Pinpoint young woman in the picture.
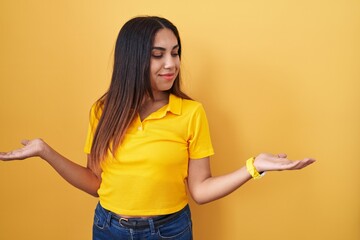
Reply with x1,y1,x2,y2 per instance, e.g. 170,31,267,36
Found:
0,16,315,240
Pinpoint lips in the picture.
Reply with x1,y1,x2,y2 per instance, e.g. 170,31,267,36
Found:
159,73,175,80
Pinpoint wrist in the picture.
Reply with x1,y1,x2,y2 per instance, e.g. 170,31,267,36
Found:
253,158,263,173
246,157,265,180
37,139,51,160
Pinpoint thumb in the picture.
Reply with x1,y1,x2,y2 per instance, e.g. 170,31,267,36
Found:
277,153,287,158
21,139,30,146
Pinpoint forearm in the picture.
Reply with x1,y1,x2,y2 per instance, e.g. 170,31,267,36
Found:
188,153,315,205
41,143,100,197
190,166,252,204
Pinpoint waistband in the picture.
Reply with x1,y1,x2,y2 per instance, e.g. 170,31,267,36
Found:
107,205,189,230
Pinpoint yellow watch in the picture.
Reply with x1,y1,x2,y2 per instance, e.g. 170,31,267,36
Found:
246,157,265,179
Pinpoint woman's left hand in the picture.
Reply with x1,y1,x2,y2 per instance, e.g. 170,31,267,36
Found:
253,153,315,173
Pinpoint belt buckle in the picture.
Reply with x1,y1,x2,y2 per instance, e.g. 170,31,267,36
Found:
119,217,129,227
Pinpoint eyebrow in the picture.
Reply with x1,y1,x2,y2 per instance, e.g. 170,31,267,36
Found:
151,45,179,51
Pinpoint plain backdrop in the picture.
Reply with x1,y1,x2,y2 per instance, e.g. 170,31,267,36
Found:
0,0,359,239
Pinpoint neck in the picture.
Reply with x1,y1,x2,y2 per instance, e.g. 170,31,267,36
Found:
145,91,169,103
138,92,170,121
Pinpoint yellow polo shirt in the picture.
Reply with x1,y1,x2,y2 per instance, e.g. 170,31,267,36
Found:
84,94,214,215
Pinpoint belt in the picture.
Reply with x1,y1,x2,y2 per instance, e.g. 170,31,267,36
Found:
113,205,188,230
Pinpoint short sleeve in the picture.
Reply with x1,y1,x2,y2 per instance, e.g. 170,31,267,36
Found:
84,102,101,154
188,104,215,159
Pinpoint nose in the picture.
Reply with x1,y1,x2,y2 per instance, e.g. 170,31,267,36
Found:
164,54,176,69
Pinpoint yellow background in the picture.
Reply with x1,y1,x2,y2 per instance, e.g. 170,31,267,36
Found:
0,0,359,239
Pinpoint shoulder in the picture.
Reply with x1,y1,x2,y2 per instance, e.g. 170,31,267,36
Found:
182,98,203,110
89,99,104,121
169,94,204,116
170,94,202,109
179,98,208,119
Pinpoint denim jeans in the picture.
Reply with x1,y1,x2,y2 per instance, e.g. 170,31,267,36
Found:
92,203,193,240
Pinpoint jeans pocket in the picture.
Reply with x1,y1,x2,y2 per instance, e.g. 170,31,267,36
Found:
158,224,192,239
93,205,107,230
157,213,192,240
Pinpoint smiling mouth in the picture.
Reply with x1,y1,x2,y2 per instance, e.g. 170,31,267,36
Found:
159,73,176,80
159,73,175,77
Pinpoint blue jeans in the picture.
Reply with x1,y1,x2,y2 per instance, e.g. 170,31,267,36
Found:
92,203,193,240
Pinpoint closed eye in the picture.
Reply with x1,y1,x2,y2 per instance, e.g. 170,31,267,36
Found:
152,54,163,58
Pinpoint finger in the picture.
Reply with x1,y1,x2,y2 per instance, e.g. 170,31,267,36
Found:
21,139,30,146
298,158,316,169
0,151,17,160
288,158,316,170
0,147,27,160
281,160,302,170
277,153,287,158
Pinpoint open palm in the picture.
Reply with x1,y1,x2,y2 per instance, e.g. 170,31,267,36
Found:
254,153,316,173
0,139,45,161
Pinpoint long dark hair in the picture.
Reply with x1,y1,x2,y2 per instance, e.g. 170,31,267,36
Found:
89,16,191,169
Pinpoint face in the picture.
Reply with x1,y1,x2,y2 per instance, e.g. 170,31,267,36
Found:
149,28,180,98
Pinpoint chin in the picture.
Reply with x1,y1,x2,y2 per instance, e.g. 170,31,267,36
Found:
161,83,175,91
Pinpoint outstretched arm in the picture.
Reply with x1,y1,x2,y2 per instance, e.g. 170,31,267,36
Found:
0,139,101,197
187,153,315,204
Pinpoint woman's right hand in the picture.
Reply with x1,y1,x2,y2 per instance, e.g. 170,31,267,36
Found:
0,138,101,196
0,139,46,161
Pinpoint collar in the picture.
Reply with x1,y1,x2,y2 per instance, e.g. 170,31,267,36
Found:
166,94,182,115
146,94,182,120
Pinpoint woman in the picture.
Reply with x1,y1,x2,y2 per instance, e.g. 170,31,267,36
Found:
0,16,315,240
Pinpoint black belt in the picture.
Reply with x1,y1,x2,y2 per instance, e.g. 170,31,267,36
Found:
113,205,188,230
